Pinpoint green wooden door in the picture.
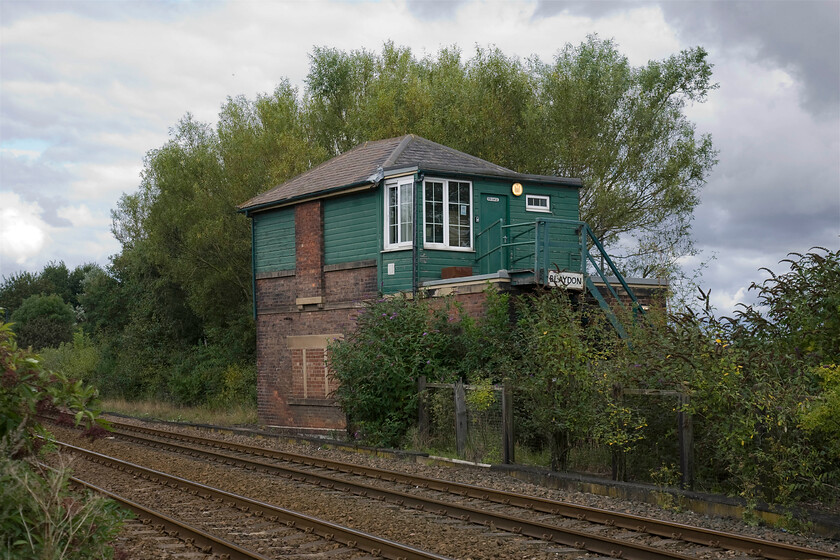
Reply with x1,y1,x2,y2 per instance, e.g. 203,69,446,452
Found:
478,193,508,274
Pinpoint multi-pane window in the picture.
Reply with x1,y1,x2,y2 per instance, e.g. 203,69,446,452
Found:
526,194,550,212
424,181,444,244
423,178,472,250
385,178,413,249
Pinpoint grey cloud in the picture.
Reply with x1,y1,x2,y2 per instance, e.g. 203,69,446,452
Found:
1,152,71,193
532,1,840,117
660,1,840,117
533,0,646,19
405,0,467,20
36,200,74,228
0,0,210,25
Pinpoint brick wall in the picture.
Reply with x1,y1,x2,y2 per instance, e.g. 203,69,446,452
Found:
295,200,324,299
255,259,377,432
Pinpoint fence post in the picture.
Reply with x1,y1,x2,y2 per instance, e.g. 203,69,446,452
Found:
678,386,694,490
417,376,428,440
454,379,468,458
611,383,626,481
501,383,514,464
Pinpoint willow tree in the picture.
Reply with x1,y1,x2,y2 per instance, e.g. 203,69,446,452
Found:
304,38,717,276
535,36,717,275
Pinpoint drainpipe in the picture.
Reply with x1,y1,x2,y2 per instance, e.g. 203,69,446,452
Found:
245,209,257,320
412,173,422,297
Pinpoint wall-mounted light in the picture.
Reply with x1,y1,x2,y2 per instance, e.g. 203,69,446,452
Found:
512,182,523,196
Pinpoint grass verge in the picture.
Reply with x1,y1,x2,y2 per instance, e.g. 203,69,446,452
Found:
101,398,259,427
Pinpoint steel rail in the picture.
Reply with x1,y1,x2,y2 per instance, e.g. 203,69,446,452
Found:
92,427,707,560
67,475,272,560
56,440,452,560
108,420,839,560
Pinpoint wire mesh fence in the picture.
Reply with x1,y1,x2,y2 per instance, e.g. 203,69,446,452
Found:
418,379,507,464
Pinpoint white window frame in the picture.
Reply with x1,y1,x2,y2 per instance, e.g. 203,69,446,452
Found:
526,194,551,213
422,177,473,251
383,177,414,250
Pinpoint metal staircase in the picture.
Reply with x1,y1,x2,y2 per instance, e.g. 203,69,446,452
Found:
476,217,645,338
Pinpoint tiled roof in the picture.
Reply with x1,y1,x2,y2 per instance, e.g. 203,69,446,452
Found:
238,134,580,212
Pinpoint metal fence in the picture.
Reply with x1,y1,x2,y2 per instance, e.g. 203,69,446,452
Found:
417,377,513,465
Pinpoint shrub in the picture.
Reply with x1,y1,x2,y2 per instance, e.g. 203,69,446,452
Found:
328,294,467,447
512,289,618,471
39,331,100,384
10,294,75,350
0,449,126,560
0,318,123,559
0,321,104,455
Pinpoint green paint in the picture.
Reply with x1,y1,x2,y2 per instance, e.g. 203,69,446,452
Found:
253,207,295,273
324,189,379,265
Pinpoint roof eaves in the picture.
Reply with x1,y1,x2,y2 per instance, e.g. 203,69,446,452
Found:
238,179,376,215
413,164,582,187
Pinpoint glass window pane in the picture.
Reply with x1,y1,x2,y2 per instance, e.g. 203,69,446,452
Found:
458,182,469,202
459,227,470,247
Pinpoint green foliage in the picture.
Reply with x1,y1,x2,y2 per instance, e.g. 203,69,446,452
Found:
512,290,619,471
0,450,126,560
735,247,840,365
0,321,105,455
800,364,840,460
10,295,75,351
0,263,100,322
167,343,257,408
0,320,122,559
39,332,100,384
536,37,717,253
611,248,840,506
328,294,468,447
0,271,52,319
329,248,840,508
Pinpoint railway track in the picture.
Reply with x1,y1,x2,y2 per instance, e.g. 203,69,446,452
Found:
67,474,271,560
50,417,839,560
57,440,451,560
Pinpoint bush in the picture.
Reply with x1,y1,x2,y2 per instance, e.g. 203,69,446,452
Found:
328,294,468,447
0,449,126,560
10,294,75,350
0,318,124,559
0,321,104,455
39,332,100,384
327,249,840,508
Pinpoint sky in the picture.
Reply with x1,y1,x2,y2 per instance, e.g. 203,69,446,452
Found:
1,0,838,314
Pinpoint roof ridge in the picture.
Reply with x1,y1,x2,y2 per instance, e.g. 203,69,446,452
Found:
409,136,516,174
383,134,414,168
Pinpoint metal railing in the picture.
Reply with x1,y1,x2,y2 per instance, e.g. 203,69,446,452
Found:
475,217,646,337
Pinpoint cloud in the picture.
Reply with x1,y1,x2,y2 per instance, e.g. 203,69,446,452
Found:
660,0,840,117
688,53,840,253
0,192,51,268
533,1,840,116
0,189,120,279
405,0,467,20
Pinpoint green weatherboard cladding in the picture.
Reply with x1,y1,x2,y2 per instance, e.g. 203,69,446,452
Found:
249,174,580,293
253,207,295,273
324,189,379,265
385,175,580,291
381,250,414,293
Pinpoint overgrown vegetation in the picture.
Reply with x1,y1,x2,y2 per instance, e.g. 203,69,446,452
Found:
1,320,125,559
328,248,840,509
